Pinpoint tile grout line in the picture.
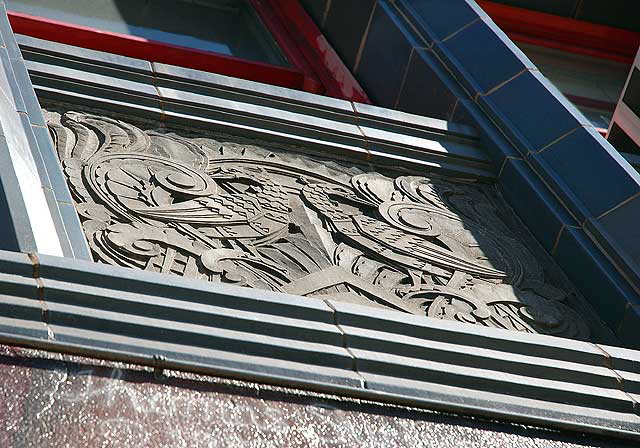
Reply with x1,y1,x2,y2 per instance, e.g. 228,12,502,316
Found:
449,98,460,121
394,47,415,109
149,62,167,123
517,148,585,225
321,0,332,28
595,191,640,220
352,2,378,74
323,300,367,389
581,225,640,297
349,101,373,161
388,1,433,48
497,155,521,178
593,342,640,414
441,17,481,43
551,225,566,256
27,252,55,341
535,125,585,155
475,68,530,101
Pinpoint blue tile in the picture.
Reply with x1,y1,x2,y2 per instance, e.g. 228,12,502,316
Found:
589,195,640,288
434,18,535,96
525,151,586,225
396,49,457,120
536,126,640,218
396,0,488,42
450,100,474,126
324,0,376,69
452,98,520,167
554,227,638,330
478,70,590,154
499,158,578,253
356,1,418,108
618,305,640,350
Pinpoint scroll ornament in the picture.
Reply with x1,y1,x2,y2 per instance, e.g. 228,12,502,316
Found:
48,111,590,339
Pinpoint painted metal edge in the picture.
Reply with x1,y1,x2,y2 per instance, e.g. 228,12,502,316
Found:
18,34,495,180
0,248,639,439
0,4,89,259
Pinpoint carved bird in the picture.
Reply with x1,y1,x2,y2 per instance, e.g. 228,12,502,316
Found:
89,154,290,244
301,181,506,280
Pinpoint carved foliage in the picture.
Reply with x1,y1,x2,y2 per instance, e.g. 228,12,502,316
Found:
48,111,589,339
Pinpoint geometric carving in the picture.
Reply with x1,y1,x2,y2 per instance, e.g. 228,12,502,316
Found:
48,111,589,339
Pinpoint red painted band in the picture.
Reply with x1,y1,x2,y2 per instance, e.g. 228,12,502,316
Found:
260,0,371,103
7,11,306,89
8,3,370,103
478,1,640,65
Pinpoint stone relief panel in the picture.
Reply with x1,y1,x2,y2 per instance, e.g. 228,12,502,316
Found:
47,110,591,339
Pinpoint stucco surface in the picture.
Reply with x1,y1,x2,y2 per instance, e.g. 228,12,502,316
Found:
0,345,634,448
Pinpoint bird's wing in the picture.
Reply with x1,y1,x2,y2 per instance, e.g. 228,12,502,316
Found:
353,215,506,279
135,195,257,224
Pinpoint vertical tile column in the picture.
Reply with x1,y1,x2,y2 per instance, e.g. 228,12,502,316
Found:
0,2,89,259
306,0,640,347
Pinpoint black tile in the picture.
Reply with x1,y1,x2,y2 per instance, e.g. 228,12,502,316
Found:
618,306,640,350
593,195,640,283
396,0,488,42
487,0,578,17
356,2,417,108
453,98,522,167
435,18,535,96
299,0,328,27
498,158,578,252
554,227,632,330
396,49,457,120
324,0,376,70
576,0,640,32
622,68,640,120
608,123,640,156
478,70,589,154
536,126,640,218
450,99,474,126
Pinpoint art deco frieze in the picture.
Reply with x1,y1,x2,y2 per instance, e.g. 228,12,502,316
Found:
47,111,590,339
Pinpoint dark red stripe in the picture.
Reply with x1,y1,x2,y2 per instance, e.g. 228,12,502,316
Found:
7,11,305,89
478,1,640,65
